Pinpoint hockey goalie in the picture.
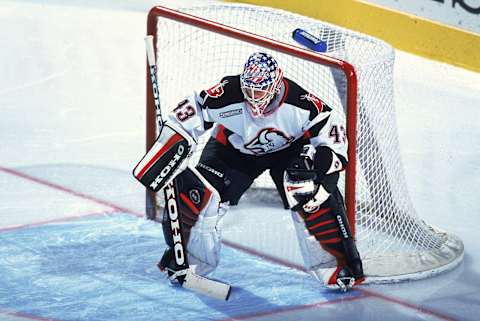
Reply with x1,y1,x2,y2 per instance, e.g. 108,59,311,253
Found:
133,52,364,295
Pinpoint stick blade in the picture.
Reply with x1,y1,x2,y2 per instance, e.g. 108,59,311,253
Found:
183,269,231,300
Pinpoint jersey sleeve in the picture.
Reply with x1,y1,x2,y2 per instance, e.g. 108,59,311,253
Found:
303,101,348,167
166,92,214,144
282,78,348,167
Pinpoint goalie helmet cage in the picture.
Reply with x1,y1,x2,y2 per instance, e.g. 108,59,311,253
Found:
145,4,463,283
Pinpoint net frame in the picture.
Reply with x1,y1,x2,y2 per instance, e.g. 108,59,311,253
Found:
145,4,463,282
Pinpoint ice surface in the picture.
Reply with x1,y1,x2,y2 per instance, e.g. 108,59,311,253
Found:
0,213,360,321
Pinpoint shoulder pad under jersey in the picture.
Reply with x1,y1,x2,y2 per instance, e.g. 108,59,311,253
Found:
283,78,332,121
199,75,245,110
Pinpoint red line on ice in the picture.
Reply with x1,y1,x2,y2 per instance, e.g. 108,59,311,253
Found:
0,309,65,321
0,209,117,233
0,166,143,217
217,294,368,321
358,289,460,321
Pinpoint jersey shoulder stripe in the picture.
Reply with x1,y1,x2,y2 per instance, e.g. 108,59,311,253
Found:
305,116,330,137
283,78,332,121
199,75,244,110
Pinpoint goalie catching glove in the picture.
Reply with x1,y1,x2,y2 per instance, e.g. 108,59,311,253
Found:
133,122,195,192
284,144,345,211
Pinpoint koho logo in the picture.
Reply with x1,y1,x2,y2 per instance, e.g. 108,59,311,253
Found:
149,144,185,190
336,215,349,239
164,181,185,266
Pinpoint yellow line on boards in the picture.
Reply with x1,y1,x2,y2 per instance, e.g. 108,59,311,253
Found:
224,0,480,73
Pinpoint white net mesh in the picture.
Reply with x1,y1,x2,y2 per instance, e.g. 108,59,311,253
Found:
149,4,463,281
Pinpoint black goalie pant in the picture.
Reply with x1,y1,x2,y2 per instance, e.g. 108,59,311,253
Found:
195,137,306,207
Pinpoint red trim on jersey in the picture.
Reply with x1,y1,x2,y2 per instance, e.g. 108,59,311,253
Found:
135,133,183,179
180,193,200,215
313,96,324,113
304,93,324,114
215,125,228,146
305,207,331,221
206,81,225,98
302,131,312,139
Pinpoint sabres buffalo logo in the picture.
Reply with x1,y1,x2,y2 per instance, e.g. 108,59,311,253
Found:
244,128,294,155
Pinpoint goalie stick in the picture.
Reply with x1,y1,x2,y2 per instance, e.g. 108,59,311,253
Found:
145,35,231,301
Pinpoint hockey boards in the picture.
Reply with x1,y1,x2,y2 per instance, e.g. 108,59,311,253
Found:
162,180,231,300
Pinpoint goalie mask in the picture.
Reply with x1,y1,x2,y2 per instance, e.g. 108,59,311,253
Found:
240,52,284,117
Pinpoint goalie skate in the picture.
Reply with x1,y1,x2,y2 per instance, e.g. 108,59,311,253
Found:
313,265,365,292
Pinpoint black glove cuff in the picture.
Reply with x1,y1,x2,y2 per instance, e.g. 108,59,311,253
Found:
313,146,332,172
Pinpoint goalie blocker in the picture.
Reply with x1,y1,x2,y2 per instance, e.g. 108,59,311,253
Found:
133,122,194,192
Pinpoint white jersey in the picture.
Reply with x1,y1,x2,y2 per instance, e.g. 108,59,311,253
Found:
167,75,348,163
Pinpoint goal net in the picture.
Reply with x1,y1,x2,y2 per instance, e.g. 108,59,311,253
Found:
145,4,463,283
